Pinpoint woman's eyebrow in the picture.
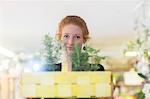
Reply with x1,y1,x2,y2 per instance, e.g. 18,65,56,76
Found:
74,34,82,36
62,33,82,35
63,33,69,35
75,34,81,35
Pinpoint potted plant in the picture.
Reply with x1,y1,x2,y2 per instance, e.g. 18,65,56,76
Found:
71,44,105,71
41,33,62,71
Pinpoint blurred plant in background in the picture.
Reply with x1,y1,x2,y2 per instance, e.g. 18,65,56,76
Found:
124,19,150,99
124,0,150,98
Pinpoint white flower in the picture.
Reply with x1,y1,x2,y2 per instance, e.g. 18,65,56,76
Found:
136,58,150,76
142,83,150,99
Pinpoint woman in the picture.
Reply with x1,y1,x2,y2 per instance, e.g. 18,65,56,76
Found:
56,15,90,71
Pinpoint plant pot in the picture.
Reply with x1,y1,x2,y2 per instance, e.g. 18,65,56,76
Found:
41,63,61,71
72,64,105,71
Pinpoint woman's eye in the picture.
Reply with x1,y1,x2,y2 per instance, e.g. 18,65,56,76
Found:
64,35,69,39
75,35,81,39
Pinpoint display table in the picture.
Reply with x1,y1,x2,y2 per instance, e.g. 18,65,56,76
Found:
21,71,112,98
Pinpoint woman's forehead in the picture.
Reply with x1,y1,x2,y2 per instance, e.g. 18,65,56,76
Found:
62,24,82,35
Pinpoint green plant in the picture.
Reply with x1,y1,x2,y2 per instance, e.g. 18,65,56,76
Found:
71,44,105,71
71,44,89,71
85,45,106,64
42,33,62,71
135,90,145,99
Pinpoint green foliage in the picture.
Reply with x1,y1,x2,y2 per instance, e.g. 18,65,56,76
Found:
125,39,144,52
135,90,145,99
71,44,89,71
85,45,106,64
144,49,149,58
125,23,150,53
126,40,138,51
71,44,105,71
42,33,62,70
43,34,54,64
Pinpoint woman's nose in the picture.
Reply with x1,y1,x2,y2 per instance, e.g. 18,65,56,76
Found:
67,38,74,45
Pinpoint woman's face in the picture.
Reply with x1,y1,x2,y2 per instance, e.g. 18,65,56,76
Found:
61,24,84,55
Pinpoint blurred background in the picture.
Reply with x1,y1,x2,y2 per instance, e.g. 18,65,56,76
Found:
0,0,150,99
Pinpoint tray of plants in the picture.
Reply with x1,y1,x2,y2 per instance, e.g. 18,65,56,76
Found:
21,34,112,98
